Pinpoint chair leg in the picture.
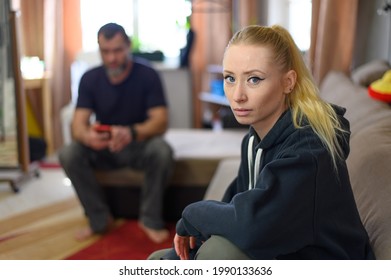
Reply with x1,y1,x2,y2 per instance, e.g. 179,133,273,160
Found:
10,180,19,193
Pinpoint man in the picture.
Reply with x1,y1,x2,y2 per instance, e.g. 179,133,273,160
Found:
59,23,173,243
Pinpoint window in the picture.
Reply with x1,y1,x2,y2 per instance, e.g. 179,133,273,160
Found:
288,0,312,51
266,0,312,51
80,0,134,52
80,0,191,58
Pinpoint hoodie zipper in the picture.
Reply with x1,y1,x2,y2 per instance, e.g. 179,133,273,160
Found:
247,135,263,190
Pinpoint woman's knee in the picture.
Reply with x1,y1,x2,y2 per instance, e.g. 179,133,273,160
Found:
195,235,251,260
147,248,174,260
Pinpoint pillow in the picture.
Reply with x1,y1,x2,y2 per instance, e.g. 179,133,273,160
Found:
351,60,390,87
368,70,391,103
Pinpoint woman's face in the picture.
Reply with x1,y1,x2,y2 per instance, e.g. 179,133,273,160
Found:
223,44,294,138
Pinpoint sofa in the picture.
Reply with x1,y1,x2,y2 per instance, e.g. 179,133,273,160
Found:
205,60,391,259
319,64,391,260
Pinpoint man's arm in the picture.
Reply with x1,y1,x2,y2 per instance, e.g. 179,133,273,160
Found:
107,106,168,153
71,108,92,144
71,108,110,150
132,106,169,141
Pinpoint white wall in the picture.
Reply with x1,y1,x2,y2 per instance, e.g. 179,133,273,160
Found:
157,67,192,129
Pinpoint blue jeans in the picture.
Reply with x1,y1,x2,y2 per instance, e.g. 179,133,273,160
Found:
58,137,174,233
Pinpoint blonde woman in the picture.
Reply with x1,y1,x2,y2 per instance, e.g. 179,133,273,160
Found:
149,25,374,260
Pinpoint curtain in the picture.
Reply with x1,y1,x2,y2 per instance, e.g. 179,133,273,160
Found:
190,0,232,128
237,0,258,28
51,0,82,149
309,0,359,85
19,0,82,151
44,0,65,152
19,0,44,58
19,0,45,142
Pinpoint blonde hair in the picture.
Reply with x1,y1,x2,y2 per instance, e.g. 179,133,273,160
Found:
226,25,346,168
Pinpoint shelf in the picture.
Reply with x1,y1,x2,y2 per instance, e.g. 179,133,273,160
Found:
199,92,229,106
199,64,227,129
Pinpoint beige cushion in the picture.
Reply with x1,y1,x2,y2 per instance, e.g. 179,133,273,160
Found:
351,60,390,87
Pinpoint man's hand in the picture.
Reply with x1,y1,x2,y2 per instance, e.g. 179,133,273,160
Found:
108,125,132,152
174,234,197,260
86,124,111,150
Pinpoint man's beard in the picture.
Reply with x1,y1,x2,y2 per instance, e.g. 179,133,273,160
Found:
105,60,128,78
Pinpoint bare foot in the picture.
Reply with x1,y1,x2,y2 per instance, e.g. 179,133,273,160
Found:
74,226,95,241
75,217,115,241
138,222,169,243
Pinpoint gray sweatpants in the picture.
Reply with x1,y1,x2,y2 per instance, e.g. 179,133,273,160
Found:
148,235,251,260
58,137,174,233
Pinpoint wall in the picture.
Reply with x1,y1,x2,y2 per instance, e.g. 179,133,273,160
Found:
156,66,193,129
353,0,391,67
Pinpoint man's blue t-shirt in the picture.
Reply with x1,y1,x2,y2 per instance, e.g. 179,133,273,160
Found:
76,59,167,126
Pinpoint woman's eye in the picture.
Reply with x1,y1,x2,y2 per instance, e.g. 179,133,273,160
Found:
248,76,263,84
224,75,235,83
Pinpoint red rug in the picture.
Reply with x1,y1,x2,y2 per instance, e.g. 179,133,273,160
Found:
65,220,176,260
38,161,61,169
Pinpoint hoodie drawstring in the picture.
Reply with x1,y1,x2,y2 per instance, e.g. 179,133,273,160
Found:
247,135,263,190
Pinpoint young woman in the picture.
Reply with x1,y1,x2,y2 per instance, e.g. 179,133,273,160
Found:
149,25,375,260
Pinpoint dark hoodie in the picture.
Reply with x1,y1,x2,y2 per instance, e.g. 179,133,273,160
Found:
176,106,375,259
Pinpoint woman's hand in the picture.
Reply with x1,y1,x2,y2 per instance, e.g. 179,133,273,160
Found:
174,234,197,260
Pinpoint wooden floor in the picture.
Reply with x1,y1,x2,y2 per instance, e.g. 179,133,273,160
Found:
0,168,74,219
0,197,99,259
0,166,101,259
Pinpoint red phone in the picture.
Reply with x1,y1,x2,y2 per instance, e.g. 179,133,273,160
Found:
94,124,111,138
94,124,111,133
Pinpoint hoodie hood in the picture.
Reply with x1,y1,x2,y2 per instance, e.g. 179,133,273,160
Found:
245,105,351,189
248,105,351,159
